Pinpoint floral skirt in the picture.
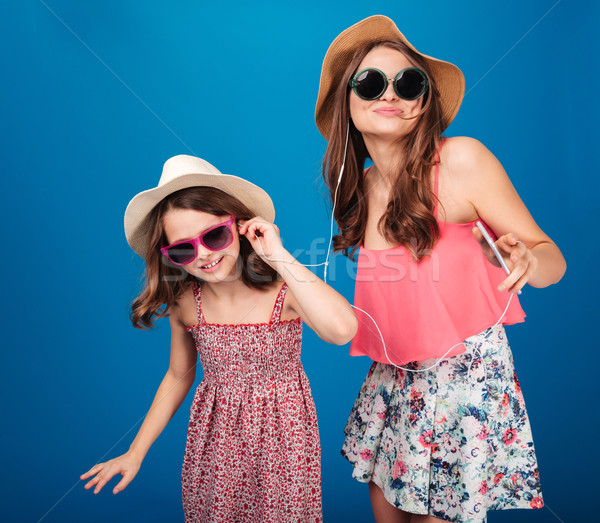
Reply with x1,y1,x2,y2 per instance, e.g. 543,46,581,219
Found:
341,325,543,522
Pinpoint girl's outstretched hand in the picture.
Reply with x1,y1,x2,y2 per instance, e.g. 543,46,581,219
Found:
238,217,286,264
472,227,538,294
80,452,141,495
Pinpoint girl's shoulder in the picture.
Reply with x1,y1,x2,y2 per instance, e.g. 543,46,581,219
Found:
440,136,504,185
441,136,492,166
436,136,510,222
279,284,302,323
171,283,198,329
262,281,301,323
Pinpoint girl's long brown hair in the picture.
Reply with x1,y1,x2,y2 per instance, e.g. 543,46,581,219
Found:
130,187,277,329
323,41,446,260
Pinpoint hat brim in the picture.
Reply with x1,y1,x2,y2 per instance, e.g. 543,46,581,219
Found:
315,15,465,139
124,173,275,258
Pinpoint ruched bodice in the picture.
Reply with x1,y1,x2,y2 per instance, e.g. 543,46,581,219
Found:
185,284,303,386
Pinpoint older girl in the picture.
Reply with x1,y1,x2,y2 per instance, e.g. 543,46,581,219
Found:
315,15,565,523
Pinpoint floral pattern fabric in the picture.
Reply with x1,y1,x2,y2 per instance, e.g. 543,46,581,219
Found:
182,282,322,522
342,325,543,522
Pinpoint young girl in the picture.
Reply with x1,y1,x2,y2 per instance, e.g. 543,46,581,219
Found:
80,154,357,522
314,15,566,523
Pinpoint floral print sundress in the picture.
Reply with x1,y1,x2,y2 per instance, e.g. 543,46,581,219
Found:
182,282,322,522
342,324,543,522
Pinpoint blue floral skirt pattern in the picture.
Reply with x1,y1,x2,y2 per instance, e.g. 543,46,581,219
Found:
341,325,543,522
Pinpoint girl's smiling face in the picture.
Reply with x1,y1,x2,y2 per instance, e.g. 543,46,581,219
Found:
349,46,424,141
162,208,241,282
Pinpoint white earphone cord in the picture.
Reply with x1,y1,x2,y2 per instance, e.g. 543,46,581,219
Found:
257,122,513,372
255,125,350,273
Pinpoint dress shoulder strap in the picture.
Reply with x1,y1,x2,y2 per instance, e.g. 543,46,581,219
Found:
268,283,288,326
191,281,205,324
433,138,447,219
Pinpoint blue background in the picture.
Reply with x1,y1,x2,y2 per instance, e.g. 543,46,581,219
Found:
1,1,596,522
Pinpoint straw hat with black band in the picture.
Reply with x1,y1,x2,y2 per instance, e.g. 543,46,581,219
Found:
124,155,275,258
315,15,465,140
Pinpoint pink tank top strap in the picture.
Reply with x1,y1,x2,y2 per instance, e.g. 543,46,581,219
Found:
433,138,447,219
192,281,205,324
268,282,288,327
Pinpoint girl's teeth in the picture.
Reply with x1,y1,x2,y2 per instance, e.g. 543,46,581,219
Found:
202,258,221,269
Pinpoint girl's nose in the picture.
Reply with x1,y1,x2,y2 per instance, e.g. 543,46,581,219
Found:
194,244,214,263
380,79,398,101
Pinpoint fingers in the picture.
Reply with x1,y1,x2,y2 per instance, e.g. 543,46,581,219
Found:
113,471,134,495
471,226,485,245
496,236,536,293
498,261,531,293
474,230,534,293
238,217,284,261
82,462,127,495
82,469,102,492
239,218,278,239
502,257,536,293
238,216,266,235
92,469,113,494
246,222,265,240
80,463,103,480
472,226,501,268
85,463,118,494
495,232,524,256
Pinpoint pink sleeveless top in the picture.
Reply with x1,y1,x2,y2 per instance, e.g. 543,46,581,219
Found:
350,144,525,365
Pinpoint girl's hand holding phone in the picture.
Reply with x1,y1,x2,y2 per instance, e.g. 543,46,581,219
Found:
472,226,538,294
80,452,141,495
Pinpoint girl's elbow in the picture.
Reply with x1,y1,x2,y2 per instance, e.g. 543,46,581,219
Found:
530,258,566,288
330,317,358,345
557,257,567,282
167,367,196,387
550,246,567,284
546,255,567,286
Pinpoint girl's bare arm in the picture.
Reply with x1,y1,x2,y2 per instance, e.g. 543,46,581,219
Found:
239,218,358,345
448,137,566,293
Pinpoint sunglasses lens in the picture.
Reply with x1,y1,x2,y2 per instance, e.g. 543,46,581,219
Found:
166,243,196,265
395,69,427,100
354,69,386,100
203,225,232,251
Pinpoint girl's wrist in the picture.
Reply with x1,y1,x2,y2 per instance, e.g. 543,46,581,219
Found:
262,247,292,268
126,448,145,465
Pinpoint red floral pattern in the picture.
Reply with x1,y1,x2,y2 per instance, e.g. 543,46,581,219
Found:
182,282,322,522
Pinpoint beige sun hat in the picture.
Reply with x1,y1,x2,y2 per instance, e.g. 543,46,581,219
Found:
124,155,275,257
315,15,465,139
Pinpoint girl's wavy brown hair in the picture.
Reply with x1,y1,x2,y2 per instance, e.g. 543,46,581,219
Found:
130,187,277,329
323,41,445,260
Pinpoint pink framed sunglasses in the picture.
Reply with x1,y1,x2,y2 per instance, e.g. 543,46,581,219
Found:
161,216,236,265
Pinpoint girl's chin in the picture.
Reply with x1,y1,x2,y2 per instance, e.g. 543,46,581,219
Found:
358,124,413,139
